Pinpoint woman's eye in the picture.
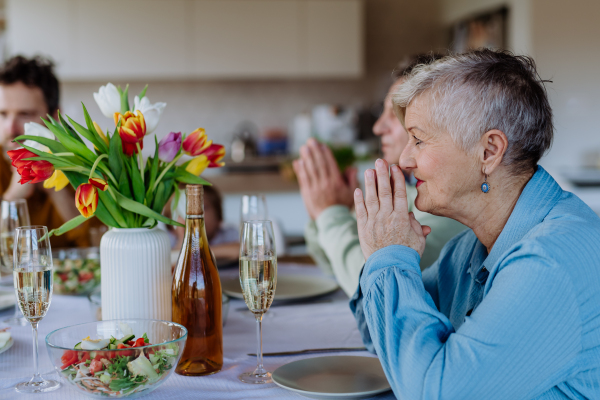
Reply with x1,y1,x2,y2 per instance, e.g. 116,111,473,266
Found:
413,135,422,145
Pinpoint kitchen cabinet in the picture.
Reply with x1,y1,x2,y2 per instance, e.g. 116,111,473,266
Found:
5,0,363,80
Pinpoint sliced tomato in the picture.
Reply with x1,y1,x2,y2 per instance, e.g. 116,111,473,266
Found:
79,352,90,363
107,351,117,359
89,359,104,374
60,350,78,369
117,343,133,357
58,273,69,282
93,351,105,361
78,271,94,283
127,340,135,346
133,338,146,348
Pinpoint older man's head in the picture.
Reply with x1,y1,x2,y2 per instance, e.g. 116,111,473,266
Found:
394,49,553,215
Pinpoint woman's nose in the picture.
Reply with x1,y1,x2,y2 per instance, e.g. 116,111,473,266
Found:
399,145,416,170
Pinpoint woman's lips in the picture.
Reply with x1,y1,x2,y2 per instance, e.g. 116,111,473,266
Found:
416,179,424,188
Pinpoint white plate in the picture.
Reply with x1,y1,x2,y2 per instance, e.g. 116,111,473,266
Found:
0,337,14,355
0,288,16,311
221,274,339,301
272,355,391,400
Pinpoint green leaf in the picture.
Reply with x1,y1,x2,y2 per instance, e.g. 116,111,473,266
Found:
42,118,97,164
173,168,212,186
114,191,183,227
13,135,68,154
145,136,160,202
42,215,90,240
152,182,167,213
120,84,130,114
138,85,148,100
94,201,120,228
66,109,107,154
127,157,144,204
118,169,132,200
57,112,86,147
48,115,84,144
108,127,124,180
17,142,81,169
97,190,127,228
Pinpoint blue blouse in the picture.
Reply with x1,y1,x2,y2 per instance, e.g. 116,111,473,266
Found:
350,166,600,399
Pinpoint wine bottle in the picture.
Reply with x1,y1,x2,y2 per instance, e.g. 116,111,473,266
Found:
172,184,223,376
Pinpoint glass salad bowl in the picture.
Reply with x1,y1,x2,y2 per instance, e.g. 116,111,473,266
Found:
46,319,187,398
53,247,101,295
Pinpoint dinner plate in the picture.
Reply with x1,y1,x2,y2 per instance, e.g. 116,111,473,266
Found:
0,288,16,311
221,274,339,301
0,337,14,355
272,355,391,399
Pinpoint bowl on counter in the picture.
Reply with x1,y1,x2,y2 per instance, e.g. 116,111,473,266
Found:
46,319,187,398
53,247,100,295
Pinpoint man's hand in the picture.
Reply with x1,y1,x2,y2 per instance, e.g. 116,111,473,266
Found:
2,168,34,201
293,138,358,220
354,159,431,260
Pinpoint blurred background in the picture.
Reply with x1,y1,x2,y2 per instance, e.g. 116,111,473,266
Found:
1,0,599,241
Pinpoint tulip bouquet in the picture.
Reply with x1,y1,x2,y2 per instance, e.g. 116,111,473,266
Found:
7,83,225,239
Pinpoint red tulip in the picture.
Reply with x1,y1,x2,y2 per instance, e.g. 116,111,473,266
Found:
114,110,146,156
182,128,210,156
75,183,98,218
7,148,54,184
88,178,108,191
202,143,226,168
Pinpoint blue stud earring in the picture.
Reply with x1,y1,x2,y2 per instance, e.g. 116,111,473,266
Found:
481,174,490,193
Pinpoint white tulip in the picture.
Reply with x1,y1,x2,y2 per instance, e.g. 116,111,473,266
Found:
93,83,121,119
23,122,55,152
133,96,166,134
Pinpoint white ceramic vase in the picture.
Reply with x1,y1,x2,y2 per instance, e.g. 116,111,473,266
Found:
100,227,172,321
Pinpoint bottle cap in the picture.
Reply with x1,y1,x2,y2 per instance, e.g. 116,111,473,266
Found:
186,185,204,216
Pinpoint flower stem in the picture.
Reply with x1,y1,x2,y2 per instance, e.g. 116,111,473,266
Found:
152,153,183,192
51,152,75,157
88,154,108,180
136,143,144,184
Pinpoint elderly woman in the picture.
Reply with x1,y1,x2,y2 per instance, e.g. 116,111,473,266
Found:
351,49,600,399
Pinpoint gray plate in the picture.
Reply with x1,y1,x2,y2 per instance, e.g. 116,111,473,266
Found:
221,274,339,302
272,356,391,400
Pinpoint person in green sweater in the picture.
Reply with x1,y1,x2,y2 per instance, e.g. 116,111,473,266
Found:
293,54,467,297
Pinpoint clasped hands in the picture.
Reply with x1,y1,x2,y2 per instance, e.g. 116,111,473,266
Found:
354,159,431,260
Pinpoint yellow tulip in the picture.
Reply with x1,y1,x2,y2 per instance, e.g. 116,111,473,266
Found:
43,170,70,191
185,155,209,176
93,121,110,146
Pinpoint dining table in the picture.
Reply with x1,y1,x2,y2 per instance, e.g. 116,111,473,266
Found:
0,263,394,400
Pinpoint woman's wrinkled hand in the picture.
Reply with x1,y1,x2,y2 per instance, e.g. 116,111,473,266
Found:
354,159,431,260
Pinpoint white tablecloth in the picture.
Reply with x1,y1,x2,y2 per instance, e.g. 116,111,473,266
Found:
0,264,394,399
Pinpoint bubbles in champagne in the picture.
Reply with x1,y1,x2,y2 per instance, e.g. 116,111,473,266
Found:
239,256,277,315
13,268,53,323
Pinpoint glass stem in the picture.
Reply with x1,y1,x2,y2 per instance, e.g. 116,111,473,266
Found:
31,322,41,382
254,314,266,375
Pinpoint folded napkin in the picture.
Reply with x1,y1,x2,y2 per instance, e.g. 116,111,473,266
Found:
0,330,11,349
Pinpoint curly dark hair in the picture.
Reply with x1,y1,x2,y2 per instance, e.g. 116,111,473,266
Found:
0,55,59,114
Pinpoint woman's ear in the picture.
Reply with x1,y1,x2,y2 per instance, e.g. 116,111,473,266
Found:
479,129,508,175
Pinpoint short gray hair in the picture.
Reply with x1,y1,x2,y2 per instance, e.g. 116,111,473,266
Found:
392,49,553,174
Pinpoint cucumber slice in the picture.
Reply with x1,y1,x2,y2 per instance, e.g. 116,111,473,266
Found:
108,343,117,350
116,334,135,344
74,342,82,350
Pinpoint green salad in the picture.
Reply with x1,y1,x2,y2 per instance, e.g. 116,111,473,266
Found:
60,333,178,396
53,250,100,295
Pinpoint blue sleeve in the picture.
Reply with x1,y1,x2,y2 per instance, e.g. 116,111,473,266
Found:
349,265,375,353
360,244,582,400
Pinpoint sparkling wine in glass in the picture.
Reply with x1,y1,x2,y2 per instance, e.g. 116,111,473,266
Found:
1,199,30,326
238,220,277,384
13,225,60,393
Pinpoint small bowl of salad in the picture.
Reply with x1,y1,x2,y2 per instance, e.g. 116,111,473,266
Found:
53,247,101,295
45,320,187,398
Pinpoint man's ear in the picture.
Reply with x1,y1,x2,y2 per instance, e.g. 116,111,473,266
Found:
479,129,508,175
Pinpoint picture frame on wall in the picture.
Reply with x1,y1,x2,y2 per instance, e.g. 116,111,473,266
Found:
451,7,508,52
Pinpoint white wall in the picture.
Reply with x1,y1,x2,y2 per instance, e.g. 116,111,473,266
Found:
441,0,600,171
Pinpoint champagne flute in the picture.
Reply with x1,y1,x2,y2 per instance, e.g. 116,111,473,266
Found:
13,226,60,393
1,199,30,326
238,220,277,384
